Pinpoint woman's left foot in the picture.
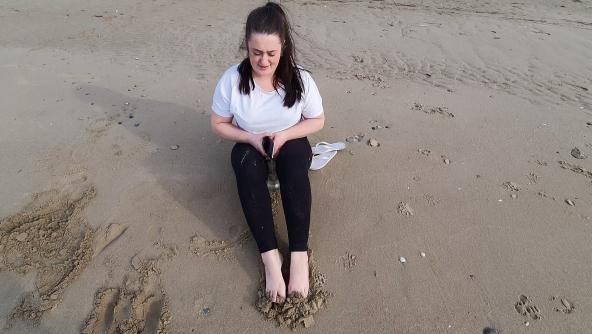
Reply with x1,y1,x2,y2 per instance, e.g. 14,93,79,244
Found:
287,251,309,298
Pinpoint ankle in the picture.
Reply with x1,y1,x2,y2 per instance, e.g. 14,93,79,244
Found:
261,249,281,267
290,251,308,262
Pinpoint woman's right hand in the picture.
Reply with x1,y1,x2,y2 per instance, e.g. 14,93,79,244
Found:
247,132,273,158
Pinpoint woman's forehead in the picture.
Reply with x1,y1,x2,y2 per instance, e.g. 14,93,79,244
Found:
248,33,282,50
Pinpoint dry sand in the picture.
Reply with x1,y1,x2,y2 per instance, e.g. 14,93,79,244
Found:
1,0,592,333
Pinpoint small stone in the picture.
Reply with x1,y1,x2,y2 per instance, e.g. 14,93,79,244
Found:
511,194,517,199
368,138,379,147
420,252,426,257
50,293,59,300
525,321,529,327
571,147,586,159
170,145,179,150
201,307,210,316
133,122,140,127
565,199,575,206
444,158,450,165
587,122,592,126
15,232,28,242
399,256,407,263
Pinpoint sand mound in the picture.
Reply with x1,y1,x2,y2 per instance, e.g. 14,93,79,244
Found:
0,186,96,325
82,258,171,334
255,250,331,329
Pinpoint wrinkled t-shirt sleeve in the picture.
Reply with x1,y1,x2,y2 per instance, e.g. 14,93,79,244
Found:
211,69,233,118
301,72,324,118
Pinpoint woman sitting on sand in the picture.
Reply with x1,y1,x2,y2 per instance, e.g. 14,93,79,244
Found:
210,2,325,303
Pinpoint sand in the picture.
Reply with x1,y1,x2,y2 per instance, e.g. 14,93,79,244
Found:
1,0,592,333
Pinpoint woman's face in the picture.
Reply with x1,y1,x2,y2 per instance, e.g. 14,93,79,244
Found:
247,33,282,78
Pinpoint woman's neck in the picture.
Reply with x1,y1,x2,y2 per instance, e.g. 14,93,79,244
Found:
253,74,275,91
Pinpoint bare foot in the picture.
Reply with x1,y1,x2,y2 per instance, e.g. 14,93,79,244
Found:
261,249,286,303
288,251,309,298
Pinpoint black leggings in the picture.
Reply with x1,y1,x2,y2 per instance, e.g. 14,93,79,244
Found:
231,137,313,253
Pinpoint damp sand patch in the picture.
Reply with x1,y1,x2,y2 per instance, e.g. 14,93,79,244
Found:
255,250,331,329
0,186,96,325
82,258,171,334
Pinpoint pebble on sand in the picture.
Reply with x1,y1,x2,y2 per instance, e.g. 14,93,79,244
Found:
399,256,407,264
565,199,575,206
170,145,179,150
368,138,379,147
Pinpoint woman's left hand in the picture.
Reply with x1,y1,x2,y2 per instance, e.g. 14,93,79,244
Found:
271,131,289,158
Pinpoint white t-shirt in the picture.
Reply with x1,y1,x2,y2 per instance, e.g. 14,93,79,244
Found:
211,64,324,134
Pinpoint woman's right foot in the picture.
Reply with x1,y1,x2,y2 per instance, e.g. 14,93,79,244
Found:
261,249,286,303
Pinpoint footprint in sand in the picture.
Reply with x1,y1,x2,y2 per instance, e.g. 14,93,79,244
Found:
189,230,251,262
558,161,592,179
515,294,542,320
502,181,521,192
527,172,539,184
82,258,171,334
397,202,414,217
411,102,455,118
550,296,575,314
339,251,357,271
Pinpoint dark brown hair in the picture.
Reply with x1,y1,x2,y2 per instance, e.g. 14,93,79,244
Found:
238,2,304,108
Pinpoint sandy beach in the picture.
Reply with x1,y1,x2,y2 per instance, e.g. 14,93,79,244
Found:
1,0,592,332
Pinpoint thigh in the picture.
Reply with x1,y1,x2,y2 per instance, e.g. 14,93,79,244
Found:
231,143,267,176
276,137,312,172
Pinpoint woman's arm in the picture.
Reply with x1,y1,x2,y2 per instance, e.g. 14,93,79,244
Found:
272,113,325,157
210,113,270,156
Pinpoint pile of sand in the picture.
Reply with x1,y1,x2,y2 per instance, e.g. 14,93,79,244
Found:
255,250,330,329
0,186,96,325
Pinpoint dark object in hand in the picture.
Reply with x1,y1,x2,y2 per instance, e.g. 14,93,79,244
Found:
262,137,280,191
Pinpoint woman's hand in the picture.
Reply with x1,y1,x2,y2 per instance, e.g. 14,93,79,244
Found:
271,131,289,158
247,132,273,157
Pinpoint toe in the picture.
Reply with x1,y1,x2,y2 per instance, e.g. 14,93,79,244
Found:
270,290,277,303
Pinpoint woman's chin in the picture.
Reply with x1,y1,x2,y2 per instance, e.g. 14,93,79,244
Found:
254,67,273,76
